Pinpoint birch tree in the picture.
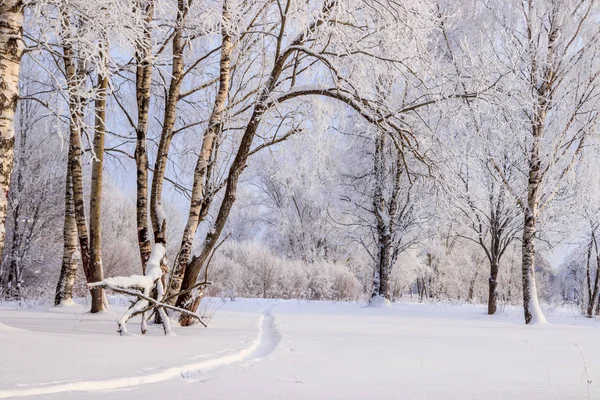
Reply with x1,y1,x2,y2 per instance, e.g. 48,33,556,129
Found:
494,0,600,324
439,0,600,324
88,64,108,309
165,0,232,303
26,0,145,310
173,0,441,323
0,0,25,266
133,0,155,271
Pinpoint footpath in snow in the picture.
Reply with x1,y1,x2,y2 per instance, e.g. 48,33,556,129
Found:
0,299,274,397
1,299,599,400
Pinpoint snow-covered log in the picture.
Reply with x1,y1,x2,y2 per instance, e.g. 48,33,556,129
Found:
88,244,209,335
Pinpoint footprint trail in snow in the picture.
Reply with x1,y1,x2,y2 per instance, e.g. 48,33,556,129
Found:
0,302,280,399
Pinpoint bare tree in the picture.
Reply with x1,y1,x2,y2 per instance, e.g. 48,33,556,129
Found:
88,65,109,309
514,0,600,324
174,0,439,322
0,0,24,266
166,0,233,303
133,0,155,271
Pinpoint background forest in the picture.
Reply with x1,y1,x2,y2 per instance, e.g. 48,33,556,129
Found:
1,0,599,326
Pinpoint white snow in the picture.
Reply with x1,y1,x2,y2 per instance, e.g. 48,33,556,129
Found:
92,244,165,292
1,299,600,399
0,321,24,332
155,201,166,230
368,294,392,307
268,84,330,104
54,299,76,308
528,284,549,325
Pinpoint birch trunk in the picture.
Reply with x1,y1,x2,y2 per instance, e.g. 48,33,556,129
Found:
88,72,108,308
54,166,78,306
519,3,559,325
150,0,186,245
0,0,24,265
166,1,232,303
134,0,154,272
177,58,287,324
521,129,546,324
61,14,103,313
176,104,269,323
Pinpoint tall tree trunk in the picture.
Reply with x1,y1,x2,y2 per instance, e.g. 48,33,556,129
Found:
0,0,24,266
521,74,550,324
488,260,499,314
6,201,21,298
5,139,23,298
54,166,78,306
585,238,593,311
88,72,108,311
176,103,269,323
520,0,559,325
371,131,391,302
177,65,287,324
166,0,232,303
61,13,102,313
150,0,187,245
521,209,545,324
134,0,154,272
468,271,476,302
587,232,600,317
373,235,392,301
521,131,546,324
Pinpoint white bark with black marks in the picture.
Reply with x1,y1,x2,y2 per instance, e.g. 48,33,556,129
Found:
0,0,24,266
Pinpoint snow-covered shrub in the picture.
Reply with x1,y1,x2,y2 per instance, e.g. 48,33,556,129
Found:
205,241,361,301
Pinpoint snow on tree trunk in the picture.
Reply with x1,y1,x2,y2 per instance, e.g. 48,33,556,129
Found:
0,0,24,266
90,243,174,335
521,137,547,325
521,209,547,325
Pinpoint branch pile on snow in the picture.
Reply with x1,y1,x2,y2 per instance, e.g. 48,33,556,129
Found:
88,244,209,335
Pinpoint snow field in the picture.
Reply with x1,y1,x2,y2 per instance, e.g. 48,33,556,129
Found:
1,299,599,399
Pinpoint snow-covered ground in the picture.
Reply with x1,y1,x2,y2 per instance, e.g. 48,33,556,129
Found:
1,298,599,399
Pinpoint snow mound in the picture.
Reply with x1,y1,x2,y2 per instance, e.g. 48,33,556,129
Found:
54,299,76,308
368,295,392,308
